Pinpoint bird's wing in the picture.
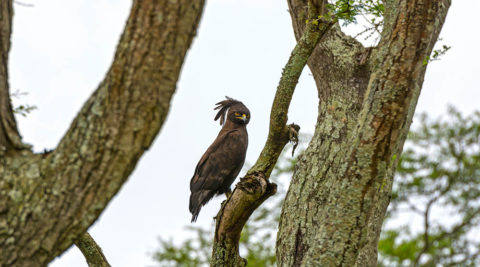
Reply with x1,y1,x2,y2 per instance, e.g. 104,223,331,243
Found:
190,129,245,192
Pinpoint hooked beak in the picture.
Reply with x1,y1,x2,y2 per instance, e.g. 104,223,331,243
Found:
241,114,247,122
236,114,247,123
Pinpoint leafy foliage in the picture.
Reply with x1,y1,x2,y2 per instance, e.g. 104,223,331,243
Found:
305,1,385,38
321,0,385,43
379,107,480,267
423,44,451,65
327,0,384,25
153,109,480,266
11,90,37,117
13,104,37,117
153,226,212,267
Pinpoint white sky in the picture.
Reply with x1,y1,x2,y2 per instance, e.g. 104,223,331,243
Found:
7,0,480,266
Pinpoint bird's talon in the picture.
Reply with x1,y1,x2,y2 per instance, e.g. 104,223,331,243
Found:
288,123,300,156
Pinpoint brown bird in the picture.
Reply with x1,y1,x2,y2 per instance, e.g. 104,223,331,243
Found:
189,97,250,222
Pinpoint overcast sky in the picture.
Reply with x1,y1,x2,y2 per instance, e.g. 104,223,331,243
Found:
8,0,480,266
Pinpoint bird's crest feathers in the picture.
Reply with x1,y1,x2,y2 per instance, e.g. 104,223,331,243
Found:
214,96,244,125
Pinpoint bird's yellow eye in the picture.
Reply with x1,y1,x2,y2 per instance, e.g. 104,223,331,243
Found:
234,112,240,116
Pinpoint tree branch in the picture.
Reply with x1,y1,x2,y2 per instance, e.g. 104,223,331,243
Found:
414,193,480,266
75,232,111,267
287,0,369,100
210,2,335,266
413,199,434,267
0,0,29,155
0,1,206,265
433,209,480,244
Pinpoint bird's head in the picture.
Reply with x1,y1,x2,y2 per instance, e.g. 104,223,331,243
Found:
228,106,250,125
214,96,250,126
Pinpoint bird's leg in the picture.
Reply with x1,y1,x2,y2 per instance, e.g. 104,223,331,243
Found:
225,189,232,199
214,190,232,221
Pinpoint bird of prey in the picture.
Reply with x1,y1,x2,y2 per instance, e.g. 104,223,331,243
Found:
189,96,250,222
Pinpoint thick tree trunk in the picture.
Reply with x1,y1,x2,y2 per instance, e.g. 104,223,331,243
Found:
0,1,205,266
277,1,451,266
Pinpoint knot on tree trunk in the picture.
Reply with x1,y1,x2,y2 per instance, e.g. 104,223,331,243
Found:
212,172,277,266
215,172,277,238
237,172,277,198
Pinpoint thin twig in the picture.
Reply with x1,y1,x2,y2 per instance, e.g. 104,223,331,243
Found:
413,177,455,266
14,1,34,7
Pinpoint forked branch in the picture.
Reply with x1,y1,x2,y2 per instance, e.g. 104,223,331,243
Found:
0,1,207,265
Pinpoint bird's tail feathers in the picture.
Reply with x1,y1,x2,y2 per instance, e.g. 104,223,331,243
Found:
189,190,216,223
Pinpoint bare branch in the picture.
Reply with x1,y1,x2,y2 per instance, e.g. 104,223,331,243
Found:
414,174,454,266
75,232,111,267
432,209,480,245
413,199,434,267
399,199,425,215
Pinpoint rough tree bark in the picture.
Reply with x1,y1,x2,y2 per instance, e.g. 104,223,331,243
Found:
0,1,205,266
276,0,451,266
74,232,111,267
0,0,28,154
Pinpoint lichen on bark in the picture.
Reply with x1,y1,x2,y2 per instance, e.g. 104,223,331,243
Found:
0,1,206,266
277,1,451,266
75,232,111,267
